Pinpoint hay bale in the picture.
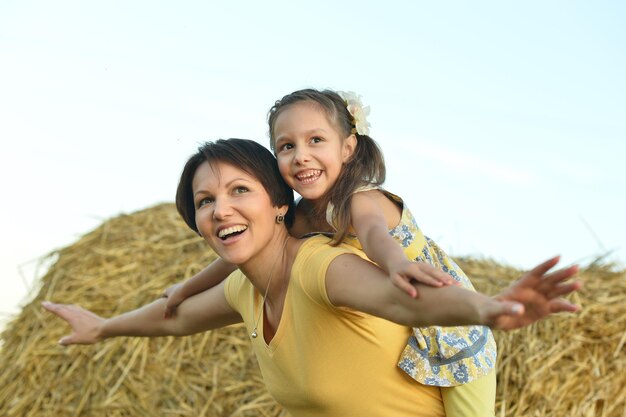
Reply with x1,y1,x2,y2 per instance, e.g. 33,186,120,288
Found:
460,258,626,417
0,204,284,417
0,204,623,416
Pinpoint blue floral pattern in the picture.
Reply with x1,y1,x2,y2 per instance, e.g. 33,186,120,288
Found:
333,188,497,387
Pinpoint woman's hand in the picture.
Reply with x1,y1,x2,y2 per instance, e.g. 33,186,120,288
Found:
389,260,457,298
41,301,105,345
484,256,582,330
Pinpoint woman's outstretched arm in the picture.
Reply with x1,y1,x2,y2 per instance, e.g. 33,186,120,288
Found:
43,280,241,345
326,254,580,331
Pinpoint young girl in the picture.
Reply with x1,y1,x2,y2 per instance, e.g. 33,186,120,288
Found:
165,89,497,416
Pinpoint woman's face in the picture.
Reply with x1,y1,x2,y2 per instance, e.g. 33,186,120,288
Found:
192,160,281,265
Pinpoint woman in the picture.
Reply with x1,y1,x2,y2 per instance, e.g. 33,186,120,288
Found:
43,139,581,417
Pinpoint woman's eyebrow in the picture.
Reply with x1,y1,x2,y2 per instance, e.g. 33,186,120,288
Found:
193,189,210,197
193,177,253,197
224,177,253,187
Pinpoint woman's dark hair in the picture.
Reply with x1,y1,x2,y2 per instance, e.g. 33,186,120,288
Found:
267,89,386,245
176,138,295,234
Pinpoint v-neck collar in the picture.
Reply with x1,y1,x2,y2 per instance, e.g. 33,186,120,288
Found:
252,277,292,354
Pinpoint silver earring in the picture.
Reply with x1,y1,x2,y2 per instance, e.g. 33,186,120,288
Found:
275,213,285,224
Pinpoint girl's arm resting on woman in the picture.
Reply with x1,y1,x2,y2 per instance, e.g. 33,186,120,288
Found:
350,192,455,297
326,253,581,331
43,281,242,346
164,258,237,318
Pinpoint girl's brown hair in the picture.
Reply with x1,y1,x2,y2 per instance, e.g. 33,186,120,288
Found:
268,89,386,244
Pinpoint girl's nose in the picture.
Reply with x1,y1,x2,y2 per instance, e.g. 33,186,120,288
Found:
293,147,311,165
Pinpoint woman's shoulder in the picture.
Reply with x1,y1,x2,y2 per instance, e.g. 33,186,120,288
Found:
222,269,251,312
292,235,366,270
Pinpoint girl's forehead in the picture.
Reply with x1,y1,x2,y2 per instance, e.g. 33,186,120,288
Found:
275,101,339,132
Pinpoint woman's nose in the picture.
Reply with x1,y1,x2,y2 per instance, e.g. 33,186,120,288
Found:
212,198,233,219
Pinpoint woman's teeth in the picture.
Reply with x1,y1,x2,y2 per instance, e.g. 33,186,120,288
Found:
218,225,248,240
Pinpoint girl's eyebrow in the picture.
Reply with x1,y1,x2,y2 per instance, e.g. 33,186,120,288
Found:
304,128,328,135
276,128,328,141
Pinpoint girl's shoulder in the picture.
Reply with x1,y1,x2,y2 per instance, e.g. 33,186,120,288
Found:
351,187,404,211
353,186,404,206
350,188,403,230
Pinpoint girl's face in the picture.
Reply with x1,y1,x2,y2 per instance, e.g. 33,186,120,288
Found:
192,160,284,266
273,101,356,202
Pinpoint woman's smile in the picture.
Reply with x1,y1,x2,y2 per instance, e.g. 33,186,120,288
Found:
192,160,282,265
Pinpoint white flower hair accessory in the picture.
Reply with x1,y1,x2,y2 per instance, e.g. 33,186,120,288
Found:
338,91,371,136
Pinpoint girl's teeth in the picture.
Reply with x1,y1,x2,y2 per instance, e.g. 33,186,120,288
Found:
297,170,321,183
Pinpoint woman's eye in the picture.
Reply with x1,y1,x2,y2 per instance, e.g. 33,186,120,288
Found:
197,197,214,208
234,186,249,195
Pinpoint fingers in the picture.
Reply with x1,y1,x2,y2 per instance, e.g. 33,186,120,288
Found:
41,301,74,322
42,300,103,345
426,267,456,286
549,298,580,314
406,263,456,287
163,305,175,319
516,256,569,290
546,280,583,299
411,273,445,287
484,300,525,329
540,265,579,289
42,302,77,345
524,256,561,282
392,277,419,298
58,335,76,346
163,296,182,318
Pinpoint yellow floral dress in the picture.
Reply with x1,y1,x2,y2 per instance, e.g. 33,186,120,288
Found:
327,188,497,387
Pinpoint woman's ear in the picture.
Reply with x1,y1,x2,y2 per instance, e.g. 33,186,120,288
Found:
275,204,289,217
342,134,357,162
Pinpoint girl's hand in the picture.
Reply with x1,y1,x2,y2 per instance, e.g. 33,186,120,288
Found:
41,301,104,345
162,283,185,319
483,256,582,330
389,260,457,298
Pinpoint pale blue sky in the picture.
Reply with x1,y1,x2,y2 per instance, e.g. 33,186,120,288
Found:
1,1,624,323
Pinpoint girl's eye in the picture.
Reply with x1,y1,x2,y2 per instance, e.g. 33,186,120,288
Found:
197,197,214,208
234,186,249,195
311,136,322,143
278,143,293,152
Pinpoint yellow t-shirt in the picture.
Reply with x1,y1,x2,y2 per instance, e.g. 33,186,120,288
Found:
224,235,445,417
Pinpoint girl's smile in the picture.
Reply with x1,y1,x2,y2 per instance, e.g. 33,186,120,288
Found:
273,101,355,203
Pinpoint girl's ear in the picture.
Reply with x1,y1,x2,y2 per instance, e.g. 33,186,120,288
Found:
342,134,357,163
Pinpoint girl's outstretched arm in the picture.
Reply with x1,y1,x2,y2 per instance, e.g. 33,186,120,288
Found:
326,253,581,330
163,258,237,318
43,280,241,346
350,190,455,297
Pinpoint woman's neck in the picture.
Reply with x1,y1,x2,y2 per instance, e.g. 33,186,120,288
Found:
238,230,294,305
